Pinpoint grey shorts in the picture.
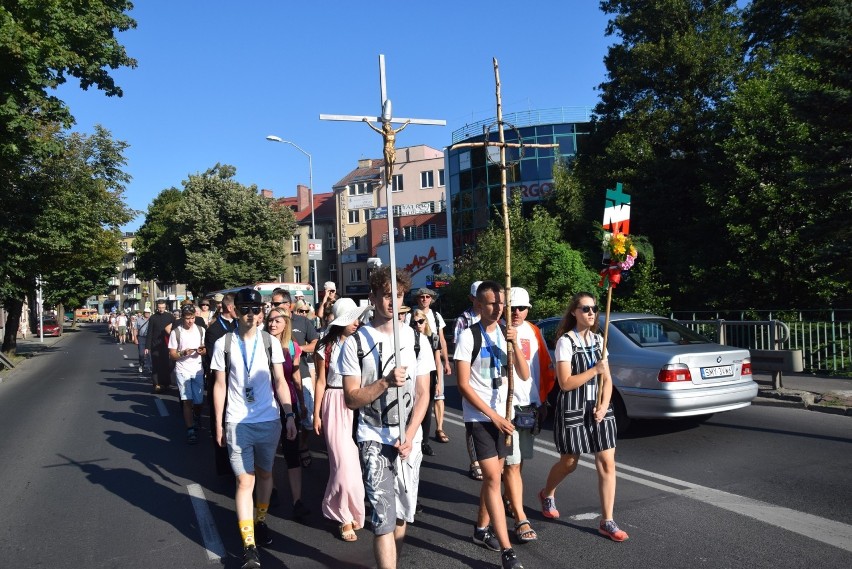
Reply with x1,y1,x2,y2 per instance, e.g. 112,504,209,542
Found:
359,429,422,535
226,420,282,476
505,428,535,466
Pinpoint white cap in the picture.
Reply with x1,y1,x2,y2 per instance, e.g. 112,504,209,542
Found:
324,281,336,291
510,287,531,308
470,280,483,297
294,290,305,298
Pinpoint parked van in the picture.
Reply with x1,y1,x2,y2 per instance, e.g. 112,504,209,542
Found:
74,308,99,322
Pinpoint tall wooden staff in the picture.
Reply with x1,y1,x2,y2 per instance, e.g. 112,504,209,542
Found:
320,54,446,444
451,59,557,444
598,182,633,408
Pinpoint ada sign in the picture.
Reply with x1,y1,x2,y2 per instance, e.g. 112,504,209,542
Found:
307,239,323,260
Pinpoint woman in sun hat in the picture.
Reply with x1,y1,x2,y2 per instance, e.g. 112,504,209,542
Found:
313,297,368,542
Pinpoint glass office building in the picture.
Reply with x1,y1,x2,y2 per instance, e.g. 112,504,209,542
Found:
447,107,592,258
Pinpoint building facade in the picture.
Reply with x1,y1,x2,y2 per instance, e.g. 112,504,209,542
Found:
447,107,592,258
333,146,449,299
274,186,337,290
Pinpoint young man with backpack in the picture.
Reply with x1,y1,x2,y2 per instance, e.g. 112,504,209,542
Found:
340,267,434,569
168,304,208,444
455,280,530,569
210,288,298,569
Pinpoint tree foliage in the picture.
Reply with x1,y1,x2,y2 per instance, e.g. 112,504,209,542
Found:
135,164,298,297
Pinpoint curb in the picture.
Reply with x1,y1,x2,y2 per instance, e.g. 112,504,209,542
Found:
753,390,852,417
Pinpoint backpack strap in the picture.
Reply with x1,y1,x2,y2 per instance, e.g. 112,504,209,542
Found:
469,323,507,364
414,329,420,359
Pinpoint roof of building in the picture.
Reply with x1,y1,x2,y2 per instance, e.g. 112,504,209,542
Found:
332,158,383,189
276,191,335,223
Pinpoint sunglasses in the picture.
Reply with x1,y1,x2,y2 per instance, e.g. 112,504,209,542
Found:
510,306,528,312
199,304,210,308
271,301,289,307
579,305,599,314
414,319,426,325
238,306,262,315
297,309,308,314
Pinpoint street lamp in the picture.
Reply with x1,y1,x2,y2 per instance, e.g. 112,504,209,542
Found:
266,135,317,289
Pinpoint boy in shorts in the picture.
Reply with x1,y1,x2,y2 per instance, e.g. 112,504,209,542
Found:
211,288,298,569
455,280,530,569
168,304,207,444
340,267,433,569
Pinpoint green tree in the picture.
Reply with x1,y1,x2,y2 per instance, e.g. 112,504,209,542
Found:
135,164,298,298
0,1,136,180
573,0,745,308
710,0,851,308
1,125,135,352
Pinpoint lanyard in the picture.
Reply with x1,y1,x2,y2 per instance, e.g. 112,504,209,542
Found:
478,323,503,374
237,333,259,380
573,330,598,370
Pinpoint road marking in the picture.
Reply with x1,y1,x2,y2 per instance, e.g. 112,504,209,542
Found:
154,398,169,417
187,484,225,562
122,354,128,359
443,410,852,552
570,512,600,521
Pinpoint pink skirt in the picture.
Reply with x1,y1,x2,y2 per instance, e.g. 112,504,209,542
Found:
320,388,365,526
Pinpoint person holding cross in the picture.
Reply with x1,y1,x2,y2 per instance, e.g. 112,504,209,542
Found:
340,267,433,569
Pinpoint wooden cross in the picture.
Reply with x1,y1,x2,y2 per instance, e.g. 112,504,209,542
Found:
319,54,445,445
449,58,559,442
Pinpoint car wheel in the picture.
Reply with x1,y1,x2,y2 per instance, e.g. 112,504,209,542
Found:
611,390,631,434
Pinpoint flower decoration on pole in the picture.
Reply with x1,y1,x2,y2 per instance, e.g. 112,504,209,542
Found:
599,231,637,289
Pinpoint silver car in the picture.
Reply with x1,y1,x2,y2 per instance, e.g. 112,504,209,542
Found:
537,313,758,431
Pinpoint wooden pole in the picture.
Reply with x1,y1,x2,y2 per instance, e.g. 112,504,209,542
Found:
598,285,613,409
493,58,514,446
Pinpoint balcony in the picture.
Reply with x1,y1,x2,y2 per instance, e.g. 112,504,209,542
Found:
382,225,447,244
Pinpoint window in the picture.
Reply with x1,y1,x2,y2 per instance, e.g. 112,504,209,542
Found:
349,236,360,250
349,268,363,283
294,265,302,282
438,169,445,186
291,234,301,252
329,263,337,282
348,209,360,224
392,174,404,192
347,182,372,196
420,170,434,189
327,231,336,250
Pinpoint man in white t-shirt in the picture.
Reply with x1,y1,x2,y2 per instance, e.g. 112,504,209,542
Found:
211,288,298,569
168,304,207,445
340,267,433,569
455,280,530,569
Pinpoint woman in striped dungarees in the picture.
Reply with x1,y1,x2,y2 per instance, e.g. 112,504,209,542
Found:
539,292,629,542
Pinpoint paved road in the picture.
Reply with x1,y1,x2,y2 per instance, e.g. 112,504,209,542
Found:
0,324,850,568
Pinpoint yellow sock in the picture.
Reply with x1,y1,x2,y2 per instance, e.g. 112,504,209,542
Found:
239,519,255,547
255,503,269,524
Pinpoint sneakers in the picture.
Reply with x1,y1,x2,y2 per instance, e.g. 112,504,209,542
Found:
599,519,629,542
421,442,435,456
501,547,524,569
473,525,500,552
255,521,272,546
186,428,198,445
241,545,260,569
539,489,559,519
292,499,310,520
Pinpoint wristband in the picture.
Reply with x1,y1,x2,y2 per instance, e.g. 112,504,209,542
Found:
284,412,296,420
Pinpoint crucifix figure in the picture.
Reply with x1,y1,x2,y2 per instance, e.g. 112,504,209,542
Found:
320,54,445,187
450,58,558,440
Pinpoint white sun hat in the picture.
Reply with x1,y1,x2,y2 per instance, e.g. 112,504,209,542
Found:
329,298,368,328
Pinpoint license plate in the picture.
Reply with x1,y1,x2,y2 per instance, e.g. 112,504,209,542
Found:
701,365,733,379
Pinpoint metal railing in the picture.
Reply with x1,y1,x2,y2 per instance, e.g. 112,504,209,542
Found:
675,317,850,375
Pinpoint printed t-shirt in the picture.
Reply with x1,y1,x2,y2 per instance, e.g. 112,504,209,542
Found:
168,324,205,376
513,321,542,406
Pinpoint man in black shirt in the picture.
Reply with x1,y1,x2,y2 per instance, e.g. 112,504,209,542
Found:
145,299,176,394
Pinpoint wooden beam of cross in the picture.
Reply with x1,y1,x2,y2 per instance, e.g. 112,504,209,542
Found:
319,54,445,445
449,58,559,442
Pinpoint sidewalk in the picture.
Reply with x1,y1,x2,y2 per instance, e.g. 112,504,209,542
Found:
0,325,72,383
752,372,852,417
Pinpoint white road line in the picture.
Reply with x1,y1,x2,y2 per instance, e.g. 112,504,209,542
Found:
442,410,852,552
122,354,128,359
154,398,169,417
187,484,225,562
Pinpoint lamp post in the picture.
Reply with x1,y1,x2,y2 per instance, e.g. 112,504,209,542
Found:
266,135,317,289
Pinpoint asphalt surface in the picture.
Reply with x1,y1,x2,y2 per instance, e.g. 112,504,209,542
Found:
0,324,850,569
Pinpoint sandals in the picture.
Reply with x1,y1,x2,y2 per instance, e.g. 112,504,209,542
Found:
503,496,515,519
299,448,312,469
469,462,483,481
515,520,538,543
339,522,357,542
435,429,450,443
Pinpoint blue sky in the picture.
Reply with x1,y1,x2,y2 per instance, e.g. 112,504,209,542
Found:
57,1,614,231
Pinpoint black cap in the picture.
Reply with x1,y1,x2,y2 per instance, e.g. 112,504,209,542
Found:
234,288,262,306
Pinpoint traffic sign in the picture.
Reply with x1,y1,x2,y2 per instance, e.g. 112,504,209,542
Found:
308,239,323,260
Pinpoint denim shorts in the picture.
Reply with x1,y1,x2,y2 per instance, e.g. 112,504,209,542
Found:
226,420,282,476
176,370,204,404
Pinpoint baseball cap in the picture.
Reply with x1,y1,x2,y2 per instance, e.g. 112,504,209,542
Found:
510,287,531,308
234,288,262,305
213,293,224,302
294,290,305,298
470,281,483,297
143,307,151,313
324,281,336,291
